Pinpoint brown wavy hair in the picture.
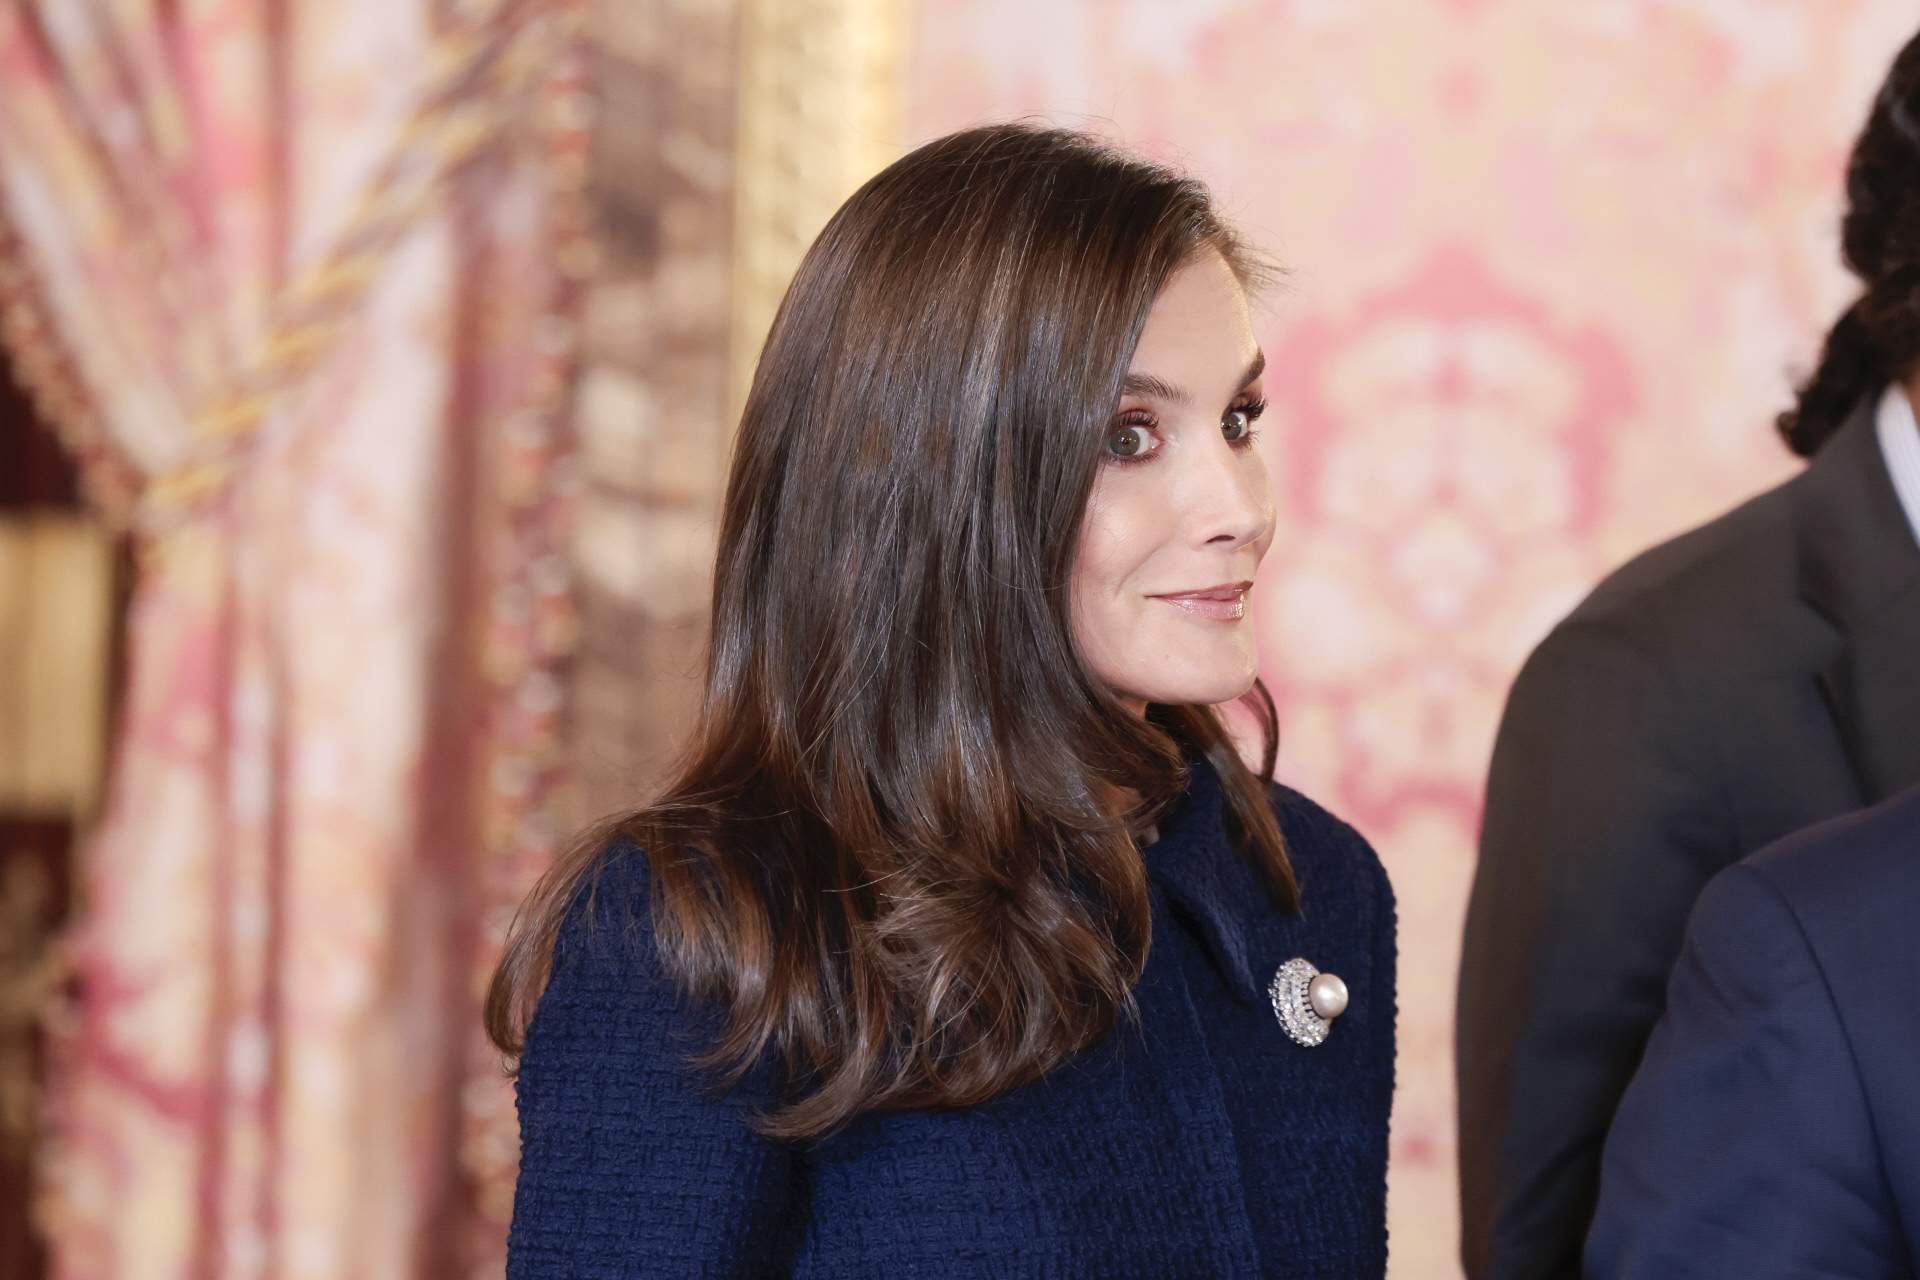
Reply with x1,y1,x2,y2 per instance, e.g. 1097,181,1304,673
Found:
486,123,1298,1141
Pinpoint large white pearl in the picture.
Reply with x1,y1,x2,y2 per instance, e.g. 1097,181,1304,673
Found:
1307,972,1349,1021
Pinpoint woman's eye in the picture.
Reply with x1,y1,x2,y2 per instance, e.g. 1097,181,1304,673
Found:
1105,424,1157,459
1222,398,1266,443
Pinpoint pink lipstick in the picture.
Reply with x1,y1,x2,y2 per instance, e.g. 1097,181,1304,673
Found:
1150,580,1252,622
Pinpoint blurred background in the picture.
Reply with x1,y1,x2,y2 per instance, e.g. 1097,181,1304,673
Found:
0,1,1911,1276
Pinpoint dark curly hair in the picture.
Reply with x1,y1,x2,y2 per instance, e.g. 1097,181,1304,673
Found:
1779,29,1920,457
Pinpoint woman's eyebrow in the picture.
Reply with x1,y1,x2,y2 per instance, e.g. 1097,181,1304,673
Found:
1119,350,1266,405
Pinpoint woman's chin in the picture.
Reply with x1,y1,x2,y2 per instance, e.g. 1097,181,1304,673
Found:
1127,661,1260,710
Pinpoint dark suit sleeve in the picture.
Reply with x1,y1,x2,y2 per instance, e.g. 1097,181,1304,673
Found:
1584,865,1903,1278
506,854,798,1277
1457,620,1734,1278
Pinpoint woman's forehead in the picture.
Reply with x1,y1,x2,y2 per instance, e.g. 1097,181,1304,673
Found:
1126,253,1261,395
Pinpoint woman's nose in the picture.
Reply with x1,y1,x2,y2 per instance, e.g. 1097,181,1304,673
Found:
1190,441,1274,550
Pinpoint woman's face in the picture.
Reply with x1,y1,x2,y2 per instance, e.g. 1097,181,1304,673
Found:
1071,248,1275,713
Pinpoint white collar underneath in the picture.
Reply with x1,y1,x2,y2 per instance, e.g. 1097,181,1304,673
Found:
1873,381,1920,552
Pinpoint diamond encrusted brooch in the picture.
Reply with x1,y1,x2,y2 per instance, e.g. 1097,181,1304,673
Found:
1268,957,1349,1048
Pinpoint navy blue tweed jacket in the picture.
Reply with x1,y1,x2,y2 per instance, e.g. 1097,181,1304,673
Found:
506,755,1397,1277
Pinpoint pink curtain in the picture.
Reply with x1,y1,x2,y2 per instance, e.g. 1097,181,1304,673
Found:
0,2,588,1274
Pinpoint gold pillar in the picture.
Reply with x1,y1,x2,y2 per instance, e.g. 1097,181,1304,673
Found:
0,512,111,1164
0,515,112,821
730,0,905,415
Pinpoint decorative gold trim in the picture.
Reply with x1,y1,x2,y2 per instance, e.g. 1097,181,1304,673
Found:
458,0,595,1248
729,0,906,420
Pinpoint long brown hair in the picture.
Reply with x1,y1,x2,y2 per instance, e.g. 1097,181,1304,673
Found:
487,123,1297,1141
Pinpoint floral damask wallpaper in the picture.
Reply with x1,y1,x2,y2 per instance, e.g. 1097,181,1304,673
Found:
908,3,1918,1273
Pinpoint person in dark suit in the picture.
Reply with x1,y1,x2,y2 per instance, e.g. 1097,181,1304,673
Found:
1456,29,1920,1278
1583,783,1920,1278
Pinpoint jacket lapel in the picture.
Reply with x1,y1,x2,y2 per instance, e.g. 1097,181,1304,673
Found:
1143,755,1266,1008
1797,392,1920,805
1819,583,1920,804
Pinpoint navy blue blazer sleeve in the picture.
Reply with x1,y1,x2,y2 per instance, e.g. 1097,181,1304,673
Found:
1584,864,1906,1280
506,845,797,1278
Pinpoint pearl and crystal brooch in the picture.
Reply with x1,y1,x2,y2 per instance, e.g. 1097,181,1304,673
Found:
1268,957,1349,1048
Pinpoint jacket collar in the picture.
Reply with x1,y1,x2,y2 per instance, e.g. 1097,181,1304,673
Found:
1794,392,1920,804
1141,753,1267,1007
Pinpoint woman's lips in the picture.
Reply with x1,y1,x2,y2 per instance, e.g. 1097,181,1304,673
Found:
1150,581,1252,621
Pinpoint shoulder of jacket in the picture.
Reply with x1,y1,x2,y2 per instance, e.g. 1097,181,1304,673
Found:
548,834,664,979
1265,780,1393,909
1742,786,1920,924
1549,472,1802,663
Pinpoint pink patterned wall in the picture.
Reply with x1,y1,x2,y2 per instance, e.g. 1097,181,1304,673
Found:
907,3,1917,1274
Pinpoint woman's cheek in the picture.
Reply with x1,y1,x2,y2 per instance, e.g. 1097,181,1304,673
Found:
1070,479,1151,669
1080,472,1157,585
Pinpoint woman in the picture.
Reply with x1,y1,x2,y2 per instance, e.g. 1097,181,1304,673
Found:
491,123,1396,1277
